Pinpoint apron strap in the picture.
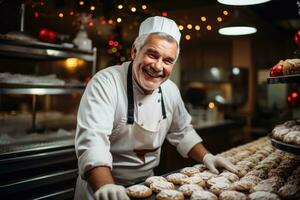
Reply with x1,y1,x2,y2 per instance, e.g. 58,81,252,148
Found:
127,63,134,124
158,87,167,119
127,62,166,124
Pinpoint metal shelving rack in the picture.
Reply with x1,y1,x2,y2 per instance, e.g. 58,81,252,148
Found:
0,38,97,132
0,37,97,199
0,2,96,197
0,37,97,74
267,51,300,155
267,74,300,84
269,135,300,155
0,82,86,95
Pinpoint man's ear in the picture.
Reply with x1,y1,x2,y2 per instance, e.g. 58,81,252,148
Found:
131,46,137,60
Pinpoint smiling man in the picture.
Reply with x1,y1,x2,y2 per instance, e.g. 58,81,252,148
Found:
131,33,177,94
74,16,237,200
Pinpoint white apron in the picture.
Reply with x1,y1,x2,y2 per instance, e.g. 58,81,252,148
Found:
110,62,168,185
74,62,169,199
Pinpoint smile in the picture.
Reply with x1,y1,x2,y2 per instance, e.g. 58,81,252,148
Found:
143,66,163,78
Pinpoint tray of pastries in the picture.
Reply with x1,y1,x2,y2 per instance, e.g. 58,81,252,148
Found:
270,120,300,155
126,137,300,200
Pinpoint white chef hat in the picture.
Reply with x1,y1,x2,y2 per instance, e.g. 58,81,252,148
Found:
138,16,181,44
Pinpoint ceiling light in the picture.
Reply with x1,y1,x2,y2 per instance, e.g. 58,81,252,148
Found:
218,26,257,35
210,67,220,78
232,67,240,75
217,0,271,6
218,9,257,36
215,95,226,104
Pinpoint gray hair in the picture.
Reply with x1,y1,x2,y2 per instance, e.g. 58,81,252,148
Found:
133,32,180,62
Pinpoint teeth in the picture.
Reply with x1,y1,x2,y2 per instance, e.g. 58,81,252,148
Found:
144,66,163,78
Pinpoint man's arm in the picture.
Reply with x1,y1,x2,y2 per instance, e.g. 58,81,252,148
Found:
188,142,237,174
188,142,209,162
86,166,114,192
86,166,130,200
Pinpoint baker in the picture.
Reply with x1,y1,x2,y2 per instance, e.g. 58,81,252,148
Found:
74,16,237,200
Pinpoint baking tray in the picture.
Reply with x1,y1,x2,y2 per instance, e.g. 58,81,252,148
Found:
268,134,300,155
0,82,85,95
267,74,300,84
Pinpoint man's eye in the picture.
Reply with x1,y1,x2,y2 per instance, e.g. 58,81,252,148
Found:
149,54,156,58
164,60,173,65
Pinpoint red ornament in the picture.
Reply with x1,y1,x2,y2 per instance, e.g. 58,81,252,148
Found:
108,19,113,25
294,30,300,48
269,68,276,77
39,28,57,43
100,19,106,25
275,65,283,76
113,41,119,47
34,11,40,18
287,91,300,107
108,40,114,46
269,65,283,77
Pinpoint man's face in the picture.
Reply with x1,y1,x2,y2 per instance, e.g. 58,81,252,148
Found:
131,34,178,94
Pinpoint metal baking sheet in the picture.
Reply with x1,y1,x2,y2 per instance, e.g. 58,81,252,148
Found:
0,82,85,95
267,74,300,84
269,134,300,155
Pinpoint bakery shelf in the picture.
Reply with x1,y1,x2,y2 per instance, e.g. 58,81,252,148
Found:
0,37,94,61
269,135,300,155
0,37,97,75
267,74,300,84
0,82,85,95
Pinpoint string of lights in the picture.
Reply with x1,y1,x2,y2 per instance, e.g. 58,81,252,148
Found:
27,0,230,63
29,0,230,40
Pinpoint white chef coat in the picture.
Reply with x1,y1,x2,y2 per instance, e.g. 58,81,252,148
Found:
74,61,202,199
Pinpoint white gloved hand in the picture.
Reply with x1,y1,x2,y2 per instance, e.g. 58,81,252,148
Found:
202,153,237,174
94,184,130,200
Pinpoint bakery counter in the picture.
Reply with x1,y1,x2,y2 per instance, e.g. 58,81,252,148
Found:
194,119,246,154
0,133,74,157
193,119,244,131
156,119,246,175
0,136,77,200
127,137,300,200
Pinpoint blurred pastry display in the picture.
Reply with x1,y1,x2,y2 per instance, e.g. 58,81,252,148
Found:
127,137,300,199
0,72,65,85
269,59,300,77
271,120,300,154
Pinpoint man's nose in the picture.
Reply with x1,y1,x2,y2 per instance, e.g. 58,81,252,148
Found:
152,58,164,71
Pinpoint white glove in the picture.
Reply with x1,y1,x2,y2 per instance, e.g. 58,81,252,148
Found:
94,184,130,200
202,153,237,174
